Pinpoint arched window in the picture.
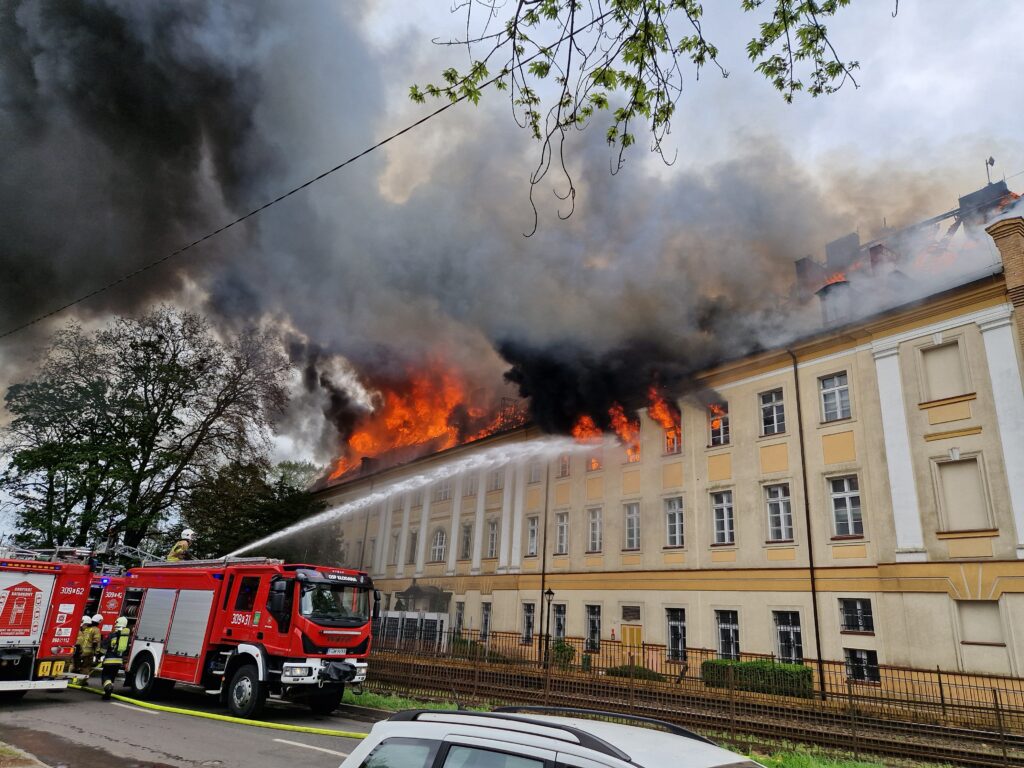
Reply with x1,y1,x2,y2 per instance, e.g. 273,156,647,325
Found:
430,528,447,562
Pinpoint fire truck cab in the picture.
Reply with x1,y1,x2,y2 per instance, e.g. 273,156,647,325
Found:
0,556,91,700
123,557,378,717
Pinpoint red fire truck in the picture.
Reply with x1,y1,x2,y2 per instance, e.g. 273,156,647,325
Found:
122,557,379,717
0,555,91,700
86,573,128,637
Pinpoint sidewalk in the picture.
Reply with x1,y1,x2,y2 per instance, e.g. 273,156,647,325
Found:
0,742,48,768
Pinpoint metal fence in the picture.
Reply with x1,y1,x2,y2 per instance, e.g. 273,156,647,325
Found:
367,626,1024,766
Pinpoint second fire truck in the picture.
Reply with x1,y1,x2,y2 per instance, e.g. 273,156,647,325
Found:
121,557,379,717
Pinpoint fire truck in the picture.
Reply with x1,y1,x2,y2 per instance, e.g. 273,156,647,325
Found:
121,557,379,717
0,553,92,700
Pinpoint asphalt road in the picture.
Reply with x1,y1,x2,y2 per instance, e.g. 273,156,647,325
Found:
0,682,376,768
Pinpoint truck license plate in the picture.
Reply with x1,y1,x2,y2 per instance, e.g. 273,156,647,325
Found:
327,648,346,656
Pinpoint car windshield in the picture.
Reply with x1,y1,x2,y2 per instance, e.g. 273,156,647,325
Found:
298,583,369,626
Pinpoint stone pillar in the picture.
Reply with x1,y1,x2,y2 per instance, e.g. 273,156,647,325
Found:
872,341,927,561
498,464,514,572
471,469,487,574
414,491,432,575
446,475,463,575
986,217,1024,356
509,462,527,572
395,494,412,577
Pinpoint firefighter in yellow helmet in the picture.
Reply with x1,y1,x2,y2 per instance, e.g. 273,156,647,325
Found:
100,616,131,700
73,614,102,674
166,528,195,562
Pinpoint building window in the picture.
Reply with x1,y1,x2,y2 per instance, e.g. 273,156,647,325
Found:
936,457,990,532
521,603,536,644
830,476,863,536
585,605,601,652
760,389,786,435
844,648,880,682
433,479,451,502
464,475,478,496
666,608,687,662
555,512,569,555
454,601,465,634
528,462,543,484
557,454,571,478
820,372,851,422
430,529,446,562
459,523,473,560
587,507,603,553
587,449,603,472
765,483,794,541
486,520,498,558
665,496,684,548
709,403,730,446
774,611,803,664
553,604,567,640
526,516,539,557
839,598,874,632
406,530,418,565
712,490,735,545
921,341,967,402
716,609,740,660
623,502,641,551
389,532,400,566
481,602,492,639
664,424,682,455
487,469,505,492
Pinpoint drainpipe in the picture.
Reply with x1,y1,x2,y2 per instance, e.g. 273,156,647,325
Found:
538,461,552,665
787,349,827,699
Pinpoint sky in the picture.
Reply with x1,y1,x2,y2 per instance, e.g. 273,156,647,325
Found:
1,0,1023,536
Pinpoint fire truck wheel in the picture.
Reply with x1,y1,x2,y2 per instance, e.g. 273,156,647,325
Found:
307,689,343,716
227,664,265,719
0,690,27,703
129,654,160,699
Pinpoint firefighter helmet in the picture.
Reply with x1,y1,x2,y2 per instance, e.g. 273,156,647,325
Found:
92,613,104,624
181,528,195,541
114,616,129,630
81,616,91,626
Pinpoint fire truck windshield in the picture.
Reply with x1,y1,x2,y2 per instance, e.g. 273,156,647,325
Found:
298,583,369,627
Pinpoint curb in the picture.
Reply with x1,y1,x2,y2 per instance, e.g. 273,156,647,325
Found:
0,741,49,768
67,682,369,739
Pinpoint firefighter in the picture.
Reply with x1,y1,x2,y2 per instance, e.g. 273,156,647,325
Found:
73,617,97,674
100,616,131,700
166,528,195,561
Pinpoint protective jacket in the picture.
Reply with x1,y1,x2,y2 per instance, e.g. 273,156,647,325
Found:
166,539,192,562
102,628,131,665
76,625,101,656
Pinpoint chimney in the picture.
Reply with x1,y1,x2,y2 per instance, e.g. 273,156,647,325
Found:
985,216,1024,353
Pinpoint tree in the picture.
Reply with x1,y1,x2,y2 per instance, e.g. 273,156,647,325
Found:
179,460,325,559
412,0,865,233
1,307,290,548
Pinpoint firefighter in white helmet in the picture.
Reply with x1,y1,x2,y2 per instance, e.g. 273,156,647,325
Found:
166,528,195,562
73,616,100,674
100,616,131,700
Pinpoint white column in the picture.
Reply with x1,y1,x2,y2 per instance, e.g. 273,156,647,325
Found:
446,475,463,575
395,494,412,577
414,491,432,575
980,311,1024,558
374,503,389,574
872,342,927,561
471,469,487,574
498,464,514,572
509,462,527,572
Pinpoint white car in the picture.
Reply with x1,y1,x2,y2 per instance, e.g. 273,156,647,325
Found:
339,706,764,768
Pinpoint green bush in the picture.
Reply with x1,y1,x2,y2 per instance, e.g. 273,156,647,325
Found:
551,640,576,669
605,664,665,682
700,658,813,698
449,636,510,662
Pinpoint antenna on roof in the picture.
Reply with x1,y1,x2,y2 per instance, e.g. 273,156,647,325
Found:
986,156,995,185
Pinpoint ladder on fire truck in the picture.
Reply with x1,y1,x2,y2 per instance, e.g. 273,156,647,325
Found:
136,556,283,568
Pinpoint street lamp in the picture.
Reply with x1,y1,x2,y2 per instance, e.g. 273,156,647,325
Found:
543,588,555,668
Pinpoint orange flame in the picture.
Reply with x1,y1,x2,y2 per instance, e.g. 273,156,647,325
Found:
609,403,641,463
708,402,727,430
572,414,602,443
822,271,847,287
648,386,681,452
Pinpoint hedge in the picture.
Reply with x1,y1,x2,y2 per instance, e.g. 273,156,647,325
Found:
700,658,813,698
605,664,666,682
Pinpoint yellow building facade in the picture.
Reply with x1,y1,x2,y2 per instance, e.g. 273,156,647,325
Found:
314,217,1024,678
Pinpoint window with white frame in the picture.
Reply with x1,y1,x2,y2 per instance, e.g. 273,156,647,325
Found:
587,449,603,472
587,507,603,552
526,516,539,557
623,502,641,551
553,604,567,639
773,610,803,663
406,530,418,565
712,490,735,545
830,475,863,536
389,532,400,566
839,598,874,632
454,601,464,634
528,462,543,484
433,479,451,502
486,519,498,558
765,483,794,541
665,424,682,454
716,609,740,660
844,648,879,682
459,523,473,560
665,496,684,547
709,403,730,446
585,604,601,651
430,528,446,562
760,388,786,435
521,603,536,644
463,474,478,496
820,372,851,421
557,454,571,478
555,512,569,555
666,608,686,661
487,469,505,492
481,602,492,639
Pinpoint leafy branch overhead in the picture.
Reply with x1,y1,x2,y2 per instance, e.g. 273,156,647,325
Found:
411,0,862,233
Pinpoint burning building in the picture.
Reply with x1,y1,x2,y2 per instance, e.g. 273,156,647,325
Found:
300,194,1024,679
